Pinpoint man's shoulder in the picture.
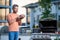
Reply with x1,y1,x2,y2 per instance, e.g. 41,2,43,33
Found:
7,13,13,17
7,13,12,16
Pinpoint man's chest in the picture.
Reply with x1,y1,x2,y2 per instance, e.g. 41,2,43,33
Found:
10,14,18,19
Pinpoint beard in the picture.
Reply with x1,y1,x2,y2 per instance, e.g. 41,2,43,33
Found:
13,11,18,13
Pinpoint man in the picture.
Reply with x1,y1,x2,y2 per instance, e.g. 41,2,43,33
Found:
7,4,25,40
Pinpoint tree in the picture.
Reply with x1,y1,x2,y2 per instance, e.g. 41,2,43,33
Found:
39,0,53,19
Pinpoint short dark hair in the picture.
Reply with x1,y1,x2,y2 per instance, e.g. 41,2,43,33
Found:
12,4,18,9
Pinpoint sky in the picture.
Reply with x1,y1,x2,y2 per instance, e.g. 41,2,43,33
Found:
12,0,38,23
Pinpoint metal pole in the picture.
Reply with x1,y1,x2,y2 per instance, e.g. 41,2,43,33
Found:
9,0,12,13
55,3,58,32
26,8,28,27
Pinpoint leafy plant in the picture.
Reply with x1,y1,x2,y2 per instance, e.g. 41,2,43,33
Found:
39,0,55,19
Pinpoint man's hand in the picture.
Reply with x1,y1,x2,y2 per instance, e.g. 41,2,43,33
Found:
16,14,25,21
16,14,25,25
20,14,25,19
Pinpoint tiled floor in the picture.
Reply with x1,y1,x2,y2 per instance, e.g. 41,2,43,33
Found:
0,35,31,40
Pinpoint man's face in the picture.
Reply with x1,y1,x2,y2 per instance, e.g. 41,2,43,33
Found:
13,6,18,13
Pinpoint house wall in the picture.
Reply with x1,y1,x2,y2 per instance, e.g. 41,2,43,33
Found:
30,3,60,29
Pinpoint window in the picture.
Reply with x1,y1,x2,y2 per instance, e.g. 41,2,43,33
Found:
0,0,9,6
0,0,5,5
0,0,12,26
0,8,9,26
6,0,9,6
0,9,9,26
0,9,9,20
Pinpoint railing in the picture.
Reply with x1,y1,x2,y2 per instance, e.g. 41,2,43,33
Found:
52,0,60,1
31,33,60,40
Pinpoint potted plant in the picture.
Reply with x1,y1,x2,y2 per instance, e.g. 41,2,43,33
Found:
33,25,40,33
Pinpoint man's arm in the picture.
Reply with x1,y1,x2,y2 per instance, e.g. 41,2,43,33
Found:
16,17,22,25
17,20,22,26
16,14,25,25
7,15,17,25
